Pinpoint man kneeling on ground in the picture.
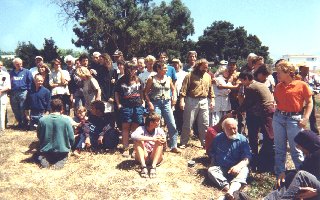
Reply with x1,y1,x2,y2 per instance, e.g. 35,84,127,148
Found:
37,99,74,169
131,112,166,178
208,118,252,200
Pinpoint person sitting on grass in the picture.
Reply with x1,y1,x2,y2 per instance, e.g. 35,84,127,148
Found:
82,100,119,152
263,130,320,200
72,106,89,156
208,118,252,200
37,99,74,169
131,112,166,178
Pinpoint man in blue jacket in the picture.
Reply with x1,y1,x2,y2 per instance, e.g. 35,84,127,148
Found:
208,118,252,200
10,58,33,129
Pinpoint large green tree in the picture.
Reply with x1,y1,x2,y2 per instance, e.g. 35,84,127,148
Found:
41,37,60,62
197,21,269,61
15,41,40,69
54,0,194,58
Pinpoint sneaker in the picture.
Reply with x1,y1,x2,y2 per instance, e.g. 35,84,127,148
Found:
179,144,187,149
38,155,50,168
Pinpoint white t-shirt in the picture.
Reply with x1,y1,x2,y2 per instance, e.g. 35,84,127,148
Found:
138,69,156,86
131,126,166,153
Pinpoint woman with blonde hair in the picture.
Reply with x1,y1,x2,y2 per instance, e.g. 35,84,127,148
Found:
273,61,313,180
76,67,101,110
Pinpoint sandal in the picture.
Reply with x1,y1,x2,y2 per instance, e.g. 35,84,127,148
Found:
149,167,157,178
140,166,148,178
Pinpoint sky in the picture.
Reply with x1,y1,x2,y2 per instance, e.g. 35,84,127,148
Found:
0,0,319,60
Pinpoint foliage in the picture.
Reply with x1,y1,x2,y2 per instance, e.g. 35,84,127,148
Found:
54,0,194,58
197,21,270,61
40,37,60,63
15,41,40,69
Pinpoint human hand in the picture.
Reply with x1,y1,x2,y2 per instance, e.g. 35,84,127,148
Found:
276,172,286,188
228,165,242,175
299,118,308,128
296,187,318,199
155,136,166,144
98,136,103,144
180,101,185,110
85,137,91,148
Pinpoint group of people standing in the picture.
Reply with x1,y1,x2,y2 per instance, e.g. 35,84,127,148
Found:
0,49,320,199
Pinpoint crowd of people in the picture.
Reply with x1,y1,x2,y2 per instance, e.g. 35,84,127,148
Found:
0,49,320,199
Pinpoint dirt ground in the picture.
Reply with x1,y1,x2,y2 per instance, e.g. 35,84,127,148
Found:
0,99,319,200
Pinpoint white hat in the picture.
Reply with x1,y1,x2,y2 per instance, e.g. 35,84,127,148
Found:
92,52,101,57
219,60,228,65
35,56,43,60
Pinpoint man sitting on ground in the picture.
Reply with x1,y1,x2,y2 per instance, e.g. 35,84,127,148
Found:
37,99,74,169
131,112,166,178
208,118,252,200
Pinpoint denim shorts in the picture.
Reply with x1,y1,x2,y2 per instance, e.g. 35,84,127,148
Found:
120,106,144,125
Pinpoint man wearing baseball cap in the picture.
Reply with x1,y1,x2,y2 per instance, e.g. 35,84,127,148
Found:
29,56,44,77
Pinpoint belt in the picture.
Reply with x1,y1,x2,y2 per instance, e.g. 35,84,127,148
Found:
276,109,302,116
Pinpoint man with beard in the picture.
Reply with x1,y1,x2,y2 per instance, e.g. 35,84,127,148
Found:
179,58,215,148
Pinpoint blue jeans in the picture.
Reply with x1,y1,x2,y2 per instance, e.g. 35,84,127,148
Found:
10,90,28,126
152,99,178,149
272,111,304,177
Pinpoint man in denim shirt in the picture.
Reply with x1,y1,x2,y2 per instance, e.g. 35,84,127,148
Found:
208,118,251,200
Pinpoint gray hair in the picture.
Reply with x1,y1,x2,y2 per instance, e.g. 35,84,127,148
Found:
221,118,238,131
12,57,22,64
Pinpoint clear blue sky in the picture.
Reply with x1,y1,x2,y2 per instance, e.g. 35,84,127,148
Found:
1,0,319,60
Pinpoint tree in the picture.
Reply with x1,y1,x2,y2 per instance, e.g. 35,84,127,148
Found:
53,0,194,58
41,37,60,62
197,21,269,61
15,41,40,68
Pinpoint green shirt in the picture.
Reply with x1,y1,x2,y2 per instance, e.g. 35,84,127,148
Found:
37,114,75,153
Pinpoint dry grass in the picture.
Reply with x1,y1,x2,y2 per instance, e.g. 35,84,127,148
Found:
0,129,277,200
3,101,319,200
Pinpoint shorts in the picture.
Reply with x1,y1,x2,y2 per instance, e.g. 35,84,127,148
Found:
120,106,144,125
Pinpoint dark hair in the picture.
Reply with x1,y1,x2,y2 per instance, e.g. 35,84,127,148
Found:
145,112,161,127
100,53,112,67
158,52,167,58
51,99,63,112
254,64,271,78
78,54,89,62
153,61,166,72
123,62,137,85
238,71,254,81
91,100,105,113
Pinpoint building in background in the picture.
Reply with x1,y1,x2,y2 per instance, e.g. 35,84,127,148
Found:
282,54,320,72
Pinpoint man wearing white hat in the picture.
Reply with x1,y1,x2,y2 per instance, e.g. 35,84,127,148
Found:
29,56,44,77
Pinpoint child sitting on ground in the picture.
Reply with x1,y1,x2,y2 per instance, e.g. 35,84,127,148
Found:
77,100,119,152
73,106,90,156
131,112,166,178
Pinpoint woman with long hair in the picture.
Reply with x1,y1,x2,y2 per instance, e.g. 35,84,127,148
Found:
115,62,144,157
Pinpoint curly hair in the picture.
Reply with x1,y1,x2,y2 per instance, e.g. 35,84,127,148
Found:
276,61,296,78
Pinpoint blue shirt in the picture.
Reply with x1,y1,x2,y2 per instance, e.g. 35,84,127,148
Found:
166,65,177,82
10,68,33,91
25,86,51,113
210,132,252,169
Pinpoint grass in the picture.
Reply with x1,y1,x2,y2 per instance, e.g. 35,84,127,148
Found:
0,129,278,200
